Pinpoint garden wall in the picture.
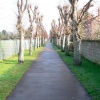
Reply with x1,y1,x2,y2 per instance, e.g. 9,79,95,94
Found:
81,40,100,65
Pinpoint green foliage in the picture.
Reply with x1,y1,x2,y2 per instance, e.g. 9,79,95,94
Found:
53,44,100,100
0,47,43,100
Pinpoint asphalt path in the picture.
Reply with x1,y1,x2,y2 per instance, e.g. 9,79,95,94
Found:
7,42,91,100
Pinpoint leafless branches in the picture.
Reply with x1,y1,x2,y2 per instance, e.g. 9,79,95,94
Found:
78,0,93,25
16,0,28,31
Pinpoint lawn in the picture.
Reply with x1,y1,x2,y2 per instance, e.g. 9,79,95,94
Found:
53,44,100,100
0,47,43,100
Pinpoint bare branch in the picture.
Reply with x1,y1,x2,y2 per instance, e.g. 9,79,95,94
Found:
17,0,20,12
23,0,28,13
78,0,93,25
58,6,64,19
30,6,38,22
69,0,79,5
21,0,23,10
27,5,32,23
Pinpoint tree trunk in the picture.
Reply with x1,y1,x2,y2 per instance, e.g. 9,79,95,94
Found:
54,37,56,45
71,0,82,65
39,37,41,47
37,37,39,48
43,37,45,45
29,36,32,55
34,37,36,51
42,37,43,45
58,37,61,48
57,37,60,48
72,29,82,65
18,31,24,63
41,37,43,45
55,37,57,45
52,38,53,44
50,38,52,43
57,37,58,47
52,37,54,44
61,34,65,52
65,34,70,56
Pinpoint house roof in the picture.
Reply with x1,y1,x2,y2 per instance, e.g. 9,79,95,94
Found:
84,16,97,25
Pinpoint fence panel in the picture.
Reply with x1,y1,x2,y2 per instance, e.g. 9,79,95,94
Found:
0,39,34,60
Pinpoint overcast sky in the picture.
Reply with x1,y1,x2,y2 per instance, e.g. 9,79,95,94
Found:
0,0,100,33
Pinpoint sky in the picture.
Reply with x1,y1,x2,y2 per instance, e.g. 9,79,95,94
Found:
0,0,100,34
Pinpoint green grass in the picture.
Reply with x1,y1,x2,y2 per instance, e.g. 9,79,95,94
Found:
0,47,43,100
53,44,100,100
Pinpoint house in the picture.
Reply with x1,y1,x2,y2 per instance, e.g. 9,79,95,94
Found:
83,8,100,40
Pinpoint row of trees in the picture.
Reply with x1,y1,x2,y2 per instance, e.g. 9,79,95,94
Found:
0,30,19,40
50,0,93,65
16,0,48,63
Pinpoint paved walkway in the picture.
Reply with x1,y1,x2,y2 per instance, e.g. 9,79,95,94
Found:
7,42,91,100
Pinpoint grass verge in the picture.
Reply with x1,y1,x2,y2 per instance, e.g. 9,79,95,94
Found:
0,47,43,100
53,44,100,100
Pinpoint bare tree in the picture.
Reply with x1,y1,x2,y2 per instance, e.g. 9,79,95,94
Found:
69,0,93,65
57,18,62,47
41,25,45,45
41,26,48,44
51,20,58,45
27,5,37,55
16,0,28,63
58,5,71,54
32,8,43,50
38,15,43,47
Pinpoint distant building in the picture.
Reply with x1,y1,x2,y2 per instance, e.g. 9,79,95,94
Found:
83,8,100,40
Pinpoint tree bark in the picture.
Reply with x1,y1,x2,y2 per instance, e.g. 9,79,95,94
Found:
37,37,39,48
29,36,32,55
57,37,59,47
18,31,24,63
17,0,28,63
71,0,82,65
39,37,41,47
52,37,54,44
41,37,43,45
34,37,36,51
61,34,65,52
55,37,57,46
65,34,70,55
52,38,53,44
72,27,82,65
58,37,61,48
